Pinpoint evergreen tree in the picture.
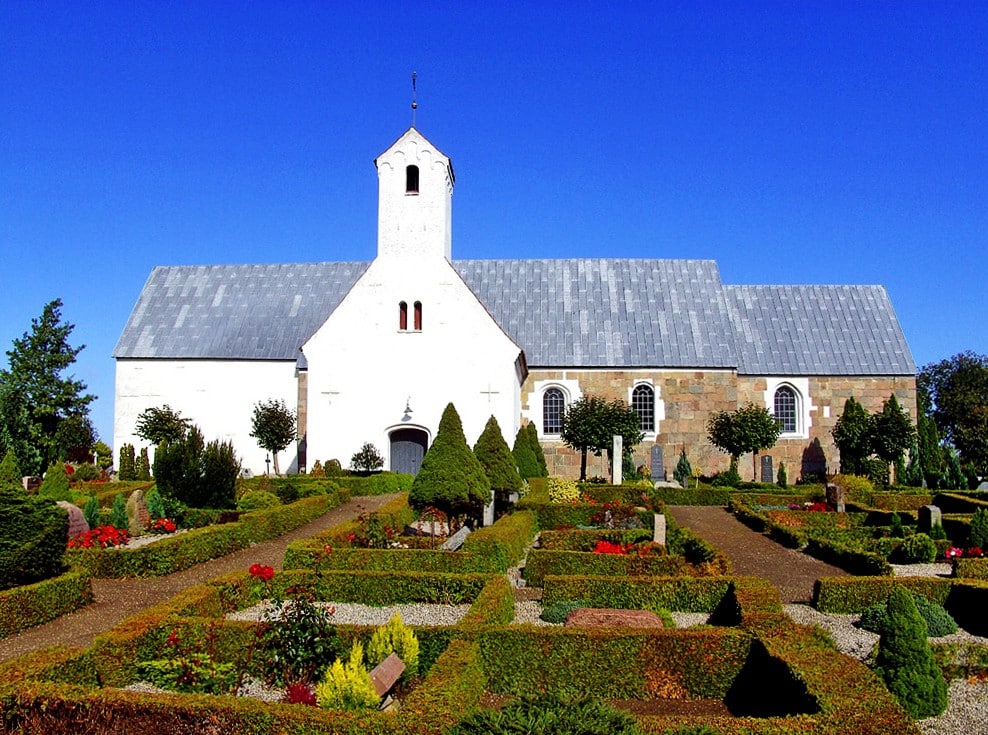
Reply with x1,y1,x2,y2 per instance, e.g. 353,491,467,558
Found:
473,415,524,497
93,441,113,472
0,449,21,490
136,447,151,480
873,586,947,718
526,423,548,477
916,388,944,488
409,403,491,520
942,447,968,490
969,508,988,549
832,397,873,475
118,443,136,481
777,461,788,488
83,494,100,528
673,447,692,488
512,425,541,479
38,461,72,501
0,490,67,590
111,493,128,529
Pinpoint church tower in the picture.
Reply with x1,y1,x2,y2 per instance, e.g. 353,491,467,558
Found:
375,127,454,260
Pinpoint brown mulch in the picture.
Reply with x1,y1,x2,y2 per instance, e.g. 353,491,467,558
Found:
0,493,400,664
665,505,849,603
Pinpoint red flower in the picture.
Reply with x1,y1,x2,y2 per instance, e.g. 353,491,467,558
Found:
323,544,333,553
966,546,984,558
593,540,628,555
248,563,275,581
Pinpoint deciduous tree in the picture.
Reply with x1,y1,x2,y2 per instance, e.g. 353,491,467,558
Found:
249,398,297,475
707,403,781,478
561,396,644,481
350,442,384,473
919,352,988,474
135,405,191,445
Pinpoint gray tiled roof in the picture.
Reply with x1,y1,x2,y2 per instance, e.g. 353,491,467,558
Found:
724,285,915,375
454,259,739,368
113,262,369,359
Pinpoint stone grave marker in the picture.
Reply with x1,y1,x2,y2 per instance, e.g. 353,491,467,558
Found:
760,455,774,483
369,653,405,698
126,488,151,535
56,501,89,539
650,446,665,482
918,505,942,534
612,435,623,485
825,483,846,513
439,525,471,551
653,513,667,546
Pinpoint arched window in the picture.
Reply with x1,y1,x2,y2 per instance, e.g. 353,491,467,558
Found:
543,388,565,435
406,165,419,194
399,301,408,331
413,301,422,331
632,384,655,433
774,385,798,434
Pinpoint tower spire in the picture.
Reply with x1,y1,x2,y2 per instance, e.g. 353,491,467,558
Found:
411,71,418,127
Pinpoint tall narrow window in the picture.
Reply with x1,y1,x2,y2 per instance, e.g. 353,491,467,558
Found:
413,301,422,330
543,388,565,435
632,384,655,433
399,301,408,331
774,386,798,434
406,165,419,194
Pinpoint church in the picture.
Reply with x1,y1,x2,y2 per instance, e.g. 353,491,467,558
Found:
113,126,917,480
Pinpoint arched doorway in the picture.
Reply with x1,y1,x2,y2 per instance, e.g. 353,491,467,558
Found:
390,428,429,475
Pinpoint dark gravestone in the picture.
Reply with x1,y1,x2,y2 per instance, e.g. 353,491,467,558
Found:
760,455,774,484
918,505,942,534
650,446,665,482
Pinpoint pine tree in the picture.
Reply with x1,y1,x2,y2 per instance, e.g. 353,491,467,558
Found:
409,403,491,519
0,449,21,491
873,586,947,718
474,416,524,497
916,388,943,488
969,508,988,549
526,423,548,477
111,493,128,529
136,447,151,481
38,461,72,501
673,447,692,488
118,443,136,481
83,494,100,528
512,425,540,479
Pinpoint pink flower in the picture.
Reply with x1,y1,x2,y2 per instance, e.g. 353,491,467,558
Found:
945,546,963,560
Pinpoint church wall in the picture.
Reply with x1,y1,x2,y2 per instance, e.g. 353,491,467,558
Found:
113,359,299,475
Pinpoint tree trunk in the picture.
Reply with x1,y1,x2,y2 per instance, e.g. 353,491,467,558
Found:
580,449,587,481
272,451,281,476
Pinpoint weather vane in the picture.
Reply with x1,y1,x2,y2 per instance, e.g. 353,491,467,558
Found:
411,71,418,126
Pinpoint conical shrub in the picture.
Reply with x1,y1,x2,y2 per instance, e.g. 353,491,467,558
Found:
474,416,523,496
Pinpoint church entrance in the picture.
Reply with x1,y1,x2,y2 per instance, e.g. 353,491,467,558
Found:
390,428,428,475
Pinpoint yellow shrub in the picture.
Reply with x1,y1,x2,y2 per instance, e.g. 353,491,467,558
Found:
547,478,580,504
314,641,379,711
367,612,419,679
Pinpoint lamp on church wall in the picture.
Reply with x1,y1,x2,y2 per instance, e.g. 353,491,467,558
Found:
402,398,413,422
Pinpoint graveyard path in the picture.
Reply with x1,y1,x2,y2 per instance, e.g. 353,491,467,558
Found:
666,505,848,604
0,493,400,664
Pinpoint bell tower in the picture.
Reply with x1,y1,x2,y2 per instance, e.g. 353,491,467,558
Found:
375,127,454,260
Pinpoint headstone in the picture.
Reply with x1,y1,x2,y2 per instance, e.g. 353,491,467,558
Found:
760,455,774,484
653,513,667,546
482,500,495,527
22,476,41,492
56,501,90,539
978,481,988,492
369,653,405,698
407,519,451,537
612,435,622,485
439,525,471,551
918,505,942,534
650,446,665,482
125,488,150,536
564,608,664,629
825,483,846,513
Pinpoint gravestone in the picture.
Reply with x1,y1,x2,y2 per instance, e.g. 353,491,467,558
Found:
407,518,451,537
56,501,89,539
369,653,405,698
125,488,150,536
653,513,667,546
439,525,471,551
483,500,495,527
825,483,846,513
760,455,774,484
612,435,622,485
918,505,942,534
650,446,665,482
978,481,988,492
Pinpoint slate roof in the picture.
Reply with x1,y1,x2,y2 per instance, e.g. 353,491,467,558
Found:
114,259,915,376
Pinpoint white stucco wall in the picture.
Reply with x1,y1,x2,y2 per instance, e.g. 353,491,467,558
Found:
114,359,299,475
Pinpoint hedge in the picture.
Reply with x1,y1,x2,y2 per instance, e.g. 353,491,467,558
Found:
944,580,988,637
523,550,690,587
932,640,988,679
954,557,988,580
813,576,952,613
933,492,988,514
66,489,350,577
650,486,731,506
802,537,892,576
542,574,733,613
537,528,653,551
337,472,414,496
0,570,94,638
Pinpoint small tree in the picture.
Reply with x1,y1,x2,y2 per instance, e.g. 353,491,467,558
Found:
38,461,72,501
54,414,97,463
0,449,21,490
350,442,384,473
249,399,297,476
916,388,944,488
118,443,136,481
707,403,781,478
83,494,100,528
153,426,240,509
136,447,151,481
832,397,873,476
135,405,190,445
93,441,113,472
873,586,947,718
872,395,916,483
526,423,548,477
409,403,491,521
673,448,692,489
512,425,541,479
561,396,644,481
777,461,788,488
474,416,524,499
110,493,128,529
969,508,988,549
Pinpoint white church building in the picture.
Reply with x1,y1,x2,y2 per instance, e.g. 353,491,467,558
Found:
113,126,916,479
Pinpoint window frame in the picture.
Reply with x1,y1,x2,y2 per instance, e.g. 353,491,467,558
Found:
542,387,566,436
631,383,656,434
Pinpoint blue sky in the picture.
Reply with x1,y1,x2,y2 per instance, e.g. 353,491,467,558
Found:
2,1,986,444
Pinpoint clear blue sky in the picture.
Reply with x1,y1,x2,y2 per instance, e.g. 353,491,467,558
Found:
2,1,986,444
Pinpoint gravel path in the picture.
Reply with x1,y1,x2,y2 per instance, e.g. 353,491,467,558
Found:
0,494,399,663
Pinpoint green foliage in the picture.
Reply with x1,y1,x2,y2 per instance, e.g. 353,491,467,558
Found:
366,612,420,679
145,487,166,520
898,533,937,564
82,494,100,528
942,447,969,489
0,487,68,590
832,473,875,502
473,415,524,496
448,693,642,735
136,447,151,481
409,403,491,518
93,441,112,471
350,441,384,473
527,422,548,477
135,404,190,445
0,570,93,637
259,589,340,686
137,634,238,695
117,444,135,481
561,395,644,480
777,461,788,488
237,489,281,511
873,586,948,718
73,462,100,482
872,394,916,467
919,351,988,474
512,425,540,479
110,492,128,529
833,397,873,475
324,458,345,477
0,448,21,489
927,521,947,541
673,447,692,488
38,461,71,500
314,640,379,711
154,426,241,508
889,512,904,538
916,387,944,488
970,508,988,548
539,599,585,624
547,477,579,503
249,398,297,475
0,299,95,475
53,414,97,463
859,592,958,637
707,403,781,463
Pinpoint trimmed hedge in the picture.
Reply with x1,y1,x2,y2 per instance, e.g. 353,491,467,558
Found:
945,580,988,637
542,575,733,613
537,528,653,551
803,537,892,576
523,550,690,587
954,557,988,580
650,486,731,506
67,490,349,577
0,570,94,638
337,472,414,496
933,492,988,514
813,576,952,613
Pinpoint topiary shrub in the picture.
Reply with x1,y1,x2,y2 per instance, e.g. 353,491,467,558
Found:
366,612,420,680
512,425,540,480
314,641,379,711
0,486,68,590
831,473,875,502
154,427,240,508
777,462,788,488
898,533,937,564
448,693,640,735
547,477,579,504
474,415,524,499
324,459,345,477
117,444,136,481
237,490,282,512
38,462,72,501
859,592,958,637
928,521,947,541
308,460,326,478
673,448,692,489
873,586,948,718
136,447,151,481
970,508,988,548
539,599,585,624
0,449,21,489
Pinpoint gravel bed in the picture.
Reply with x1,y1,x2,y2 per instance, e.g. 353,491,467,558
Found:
123,529,189,550
227,600,472,627
891,562,953,578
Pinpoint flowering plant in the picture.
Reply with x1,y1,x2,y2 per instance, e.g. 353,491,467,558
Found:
146,517,177,534
68,525,130,549
966,546,984,558
249,563,275,582
592,540,631,555
805,502,830,512
945,546,963,560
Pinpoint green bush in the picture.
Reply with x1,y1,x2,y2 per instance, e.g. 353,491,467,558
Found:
366,612,419,679
0,569,93,637
898,533,937,564
859,592,958,637
0,449,22,489
153,427,240,509
448,693,641,735
0,486,68,590
814,576,952,613
82,494,100,529
873,586,948,718
117,443,136,481
970,508,988,548
38,462,71,501
236,490,282,512
512,424,540,479
72,463,100,482
110,492,128,529
314,641,379,711
473,415,524,497
539,599,585,624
